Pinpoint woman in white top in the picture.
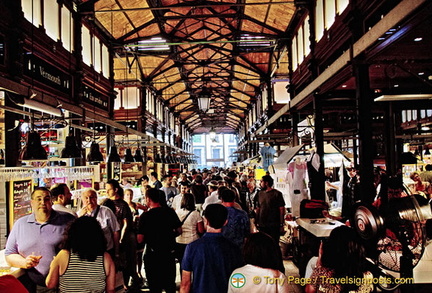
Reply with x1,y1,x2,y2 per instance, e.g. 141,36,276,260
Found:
228,232,289,293
175,193,205,267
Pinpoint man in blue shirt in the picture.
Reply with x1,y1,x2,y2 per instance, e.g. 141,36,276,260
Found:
180,204,243,293
220,188,250,248
5,187,75,292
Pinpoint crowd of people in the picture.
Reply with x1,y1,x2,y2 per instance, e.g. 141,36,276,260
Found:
5,164,430,292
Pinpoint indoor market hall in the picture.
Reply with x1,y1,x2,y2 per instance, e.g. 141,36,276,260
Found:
0,0,432,292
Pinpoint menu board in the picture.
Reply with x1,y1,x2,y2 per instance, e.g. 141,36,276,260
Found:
9,179,32,229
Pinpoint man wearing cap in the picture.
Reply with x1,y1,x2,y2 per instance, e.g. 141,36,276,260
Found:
202,180,220,211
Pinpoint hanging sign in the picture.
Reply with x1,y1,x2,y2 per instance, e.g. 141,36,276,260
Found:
24,53,71,93
82,85,109,111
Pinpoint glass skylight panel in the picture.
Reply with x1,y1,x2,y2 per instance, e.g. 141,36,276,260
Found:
136,37,170,52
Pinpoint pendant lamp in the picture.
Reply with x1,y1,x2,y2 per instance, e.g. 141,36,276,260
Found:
124,148,134,163
20,131,48,161
134,148,144,162
61,135,82,158
107,146,121,163
87,142,104,162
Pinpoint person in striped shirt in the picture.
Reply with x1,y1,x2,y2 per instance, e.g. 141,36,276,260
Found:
46,216,116,293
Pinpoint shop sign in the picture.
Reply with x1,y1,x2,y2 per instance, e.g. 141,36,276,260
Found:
24,53,71,93
82,85,108,111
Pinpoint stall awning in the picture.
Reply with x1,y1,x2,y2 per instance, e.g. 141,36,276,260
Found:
272,144,305,171
271,143,352,171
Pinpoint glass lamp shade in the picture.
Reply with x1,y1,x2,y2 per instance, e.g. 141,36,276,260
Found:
19,131,48,161
61,136,82,158
107,146,121,163
124,148,134,163
134,149,144,162
87,142,104,162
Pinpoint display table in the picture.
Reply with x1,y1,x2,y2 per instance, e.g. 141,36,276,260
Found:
293,218,344,277
296,218,344,238
0,249,23,278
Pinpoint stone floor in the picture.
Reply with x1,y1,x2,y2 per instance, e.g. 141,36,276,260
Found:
121,259,304,292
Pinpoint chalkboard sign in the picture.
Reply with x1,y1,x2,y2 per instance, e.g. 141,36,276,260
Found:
9,179,32,229
111,162,121,181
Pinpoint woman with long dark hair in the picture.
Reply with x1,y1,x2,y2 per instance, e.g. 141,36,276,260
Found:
46,216,115,292
228,232,288,292
305,226,373,293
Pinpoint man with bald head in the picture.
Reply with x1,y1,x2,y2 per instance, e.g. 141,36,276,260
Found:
77,188,120,258
5,187,75,292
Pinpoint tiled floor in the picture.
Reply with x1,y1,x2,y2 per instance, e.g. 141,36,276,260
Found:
127,259,304,292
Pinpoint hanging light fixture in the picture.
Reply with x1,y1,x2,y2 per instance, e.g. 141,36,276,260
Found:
20,131,48,161
124,148,134,163
61,135,82,158
107,146,121,162
107,134,121,163
87,141,104,162
197,86,211,112
134,147,144,162
86,121,104,162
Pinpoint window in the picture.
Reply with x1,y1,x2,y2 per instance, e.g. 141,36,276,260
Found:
82,26,92,66
44,0,60,41
291,36,298,71
228,134,236,143
315,0,324,41
93,39,102,73
23,0,42,27
337,0,349,14
212,148,221,159
102,44,110,78
325,0,336,29
193,135,202,143
193,149,202,165
61,6,73,52
304,15,311,56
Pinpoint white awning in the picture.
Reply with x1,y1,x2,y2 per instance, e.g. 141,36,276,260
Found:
271,143,352,171
271,144,305,171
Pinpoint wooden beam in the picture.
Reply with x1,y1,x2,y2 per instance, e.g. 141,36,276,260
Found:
255,0,427,135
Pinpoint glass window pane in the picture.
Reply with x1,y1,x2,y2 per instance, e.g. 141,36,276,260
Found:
291,36,298,71
337,0,349,14
325,0,336,29
304,15,311,57
94,38,102,73
82,26,92,66
44,0,59,41
315,0,324,41
102,44,110,78
61,6,72,52
297,26,304,63
23,0,42,27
